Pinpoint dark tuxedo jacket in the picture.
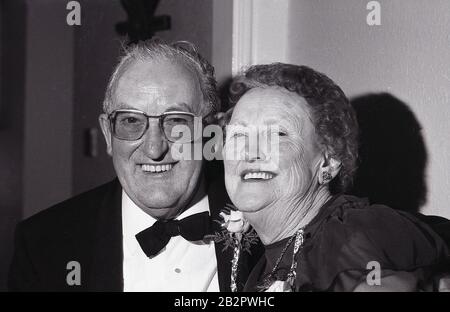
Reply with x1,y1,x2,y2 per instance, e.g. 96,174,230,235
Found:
8,176,262,292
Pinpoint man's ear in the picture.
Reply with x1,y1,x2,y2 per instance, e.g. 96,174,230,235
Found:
99,114,113,156
318,152,342,185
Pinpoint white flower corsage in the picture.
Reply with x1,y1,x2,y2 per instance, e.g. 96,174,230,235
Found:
210,203,259,292
220,209,251,240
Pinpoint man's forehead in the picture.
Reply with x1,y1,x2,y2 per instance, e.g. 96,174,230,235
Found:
112,58,203,113
118,59,195,86
122,57,198,80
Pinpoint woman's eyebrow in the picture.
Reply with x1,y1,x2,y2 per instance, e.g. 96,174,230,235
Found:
231,120,248,127
263,118,280,125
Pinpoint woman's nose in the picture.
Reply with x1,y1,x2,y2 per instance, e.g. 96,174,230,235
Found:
142,122,169,160
245,142,268,162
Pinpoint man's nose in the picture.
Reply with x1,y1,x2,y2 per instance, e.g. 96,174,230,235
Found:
142,121,169,160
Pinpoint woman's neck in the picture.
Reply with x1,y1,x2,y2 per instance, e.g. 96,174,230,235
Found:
245,186,332,245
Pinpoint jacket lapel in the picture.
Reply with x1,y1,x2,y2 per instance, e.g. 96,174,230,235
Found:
88,179,124,291
85,174,232,292
207,176,233,292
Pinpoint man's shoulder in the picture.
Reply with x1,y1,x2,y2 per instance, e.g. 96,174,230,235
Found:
9,179,123,291
19,179,120,235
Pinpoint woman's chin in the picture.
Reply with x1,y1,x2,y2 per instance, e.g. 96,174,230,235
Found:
232,194,270,213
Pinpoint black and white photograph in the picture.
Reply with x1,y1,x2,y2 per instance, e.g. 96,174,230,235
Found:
0,0,449,301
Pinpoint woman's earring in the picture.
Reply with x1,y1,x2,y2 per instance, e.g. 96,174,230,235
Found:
319,171,332,185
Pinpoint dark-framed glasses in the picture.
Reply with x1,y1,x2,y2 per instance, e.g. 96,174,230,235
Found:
108,109,199,143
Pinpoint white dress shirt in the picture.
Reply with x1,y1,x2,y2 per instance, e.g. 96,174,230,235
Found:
122,190,220,292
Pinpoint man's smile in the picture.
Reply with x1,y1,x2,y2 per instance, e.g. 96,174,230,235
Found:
140,162,178,174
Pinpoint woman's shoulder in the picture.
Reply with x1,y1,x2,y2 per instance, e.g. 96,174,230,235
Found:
321,195,443,243
298,195,449,291
307,194,448,271
324,194,414,223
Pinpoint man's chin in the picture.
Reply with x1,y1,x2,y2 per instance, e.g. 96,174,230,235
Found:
135,195,184,218
142,206,180,220
139,196,178,208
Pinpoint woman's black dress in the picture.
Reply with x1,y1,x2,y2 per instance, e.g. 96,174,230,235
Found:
244,195,449,291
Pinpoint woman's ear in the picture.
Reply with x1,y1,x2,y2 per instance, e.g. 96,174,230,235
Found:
318,152,342,185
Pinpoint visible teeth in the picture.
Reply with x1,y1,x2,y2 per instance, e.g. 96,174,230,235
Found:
243,172,274,180
142,164,174,173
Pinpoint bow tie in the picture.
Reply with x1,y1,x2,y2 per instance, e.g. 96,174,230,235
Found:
135,211,212,257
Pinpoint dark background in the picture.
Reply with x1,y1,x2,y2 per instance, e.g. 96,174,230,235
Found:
0,0,213,291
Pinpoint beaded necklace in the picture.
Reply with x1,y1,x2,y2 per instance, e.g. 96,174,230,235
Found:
258,227,305,292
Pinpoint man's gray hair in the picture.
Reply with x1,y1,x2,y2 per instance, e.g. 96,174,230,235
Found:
103,39,220,119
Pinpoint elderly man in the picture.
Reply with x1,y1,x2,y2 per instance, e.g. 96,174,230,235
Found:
8,40,259,291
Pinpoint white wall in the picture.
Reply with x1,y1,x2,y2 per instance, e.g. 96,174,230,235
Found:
231,0,450,218
286,0,450,218
231,0,290,75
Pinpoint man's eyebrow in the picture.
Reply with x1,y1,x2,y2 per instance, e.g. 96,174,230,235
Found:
113,102,194,112
114,103,136,110
165,103,193,112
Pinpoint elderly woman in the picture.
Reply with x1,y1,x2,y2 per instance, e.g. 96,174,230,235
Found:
221,63,449,292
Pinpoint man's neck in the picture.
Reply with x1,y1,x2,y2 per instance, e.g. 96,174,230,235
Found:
244,186,332,245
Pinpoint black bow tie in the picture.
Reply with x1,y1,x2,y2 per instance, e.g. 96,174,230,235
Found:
135,211,212,257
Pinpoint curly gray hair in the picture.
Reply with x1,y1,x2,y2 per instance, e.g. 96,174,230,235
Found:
228,63,359,194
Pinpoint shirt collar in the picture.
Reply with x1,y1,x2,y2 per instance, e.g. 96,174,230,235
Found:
122,190,210,254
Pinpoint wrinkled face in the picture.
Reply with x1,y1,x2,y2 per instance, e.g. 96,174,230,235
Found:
100,58,204,219
223,87,323,213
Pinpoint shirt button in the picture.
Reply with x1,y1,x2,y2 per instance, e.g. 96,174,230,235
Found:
174,268,181,273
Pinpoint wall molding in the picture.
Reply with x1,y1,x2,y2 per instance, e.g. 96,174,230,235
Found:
232,0,255,75
232,0,290,75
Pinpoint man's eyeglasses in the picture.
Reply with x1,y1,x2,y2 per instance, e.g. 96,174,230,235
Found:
108,109,200,143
